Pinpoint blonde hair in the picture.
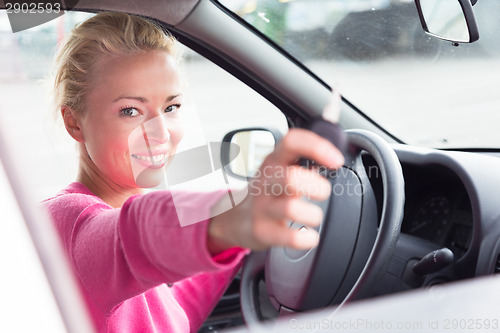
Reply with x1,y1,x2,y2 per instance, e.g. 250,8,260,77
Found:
54,12,179,114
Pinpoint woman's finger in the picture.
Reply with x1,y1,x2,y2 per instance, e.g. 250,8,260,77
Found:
250,166,332,201
280,165,332,201
272,128,344,169
253,217,320,250
261,196,324,228
250,165,332,201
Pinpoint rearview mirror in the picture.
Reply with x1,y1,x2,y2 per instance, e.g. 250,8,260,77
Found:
221,128,282,179
415,0,479,44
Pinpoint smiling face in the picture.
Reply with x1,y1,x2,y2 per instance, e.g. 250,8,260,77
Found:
76,50,184,191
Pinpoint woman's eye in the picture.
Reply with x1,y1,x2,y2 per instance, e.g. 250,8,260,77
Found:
165,104,181,113
121,107,140,117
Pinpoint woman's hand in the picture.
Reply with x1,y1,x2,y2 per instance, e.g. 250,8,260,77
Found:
208,128,344,254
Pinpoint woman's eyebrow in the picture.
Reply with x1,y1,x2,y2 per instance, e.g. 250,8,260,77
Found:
112,94,182,103
165,94,182,102
113,96,148,103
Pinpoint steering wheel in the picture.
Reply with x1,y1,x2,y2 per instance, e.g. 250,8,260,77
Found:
240,129,405,324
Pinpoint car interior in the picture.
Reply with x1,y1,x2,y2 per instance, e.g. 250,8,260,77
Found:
2,0,500,332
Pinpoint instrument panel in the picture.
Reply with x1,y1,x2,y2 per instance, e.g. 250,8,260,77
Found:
400,165,473,258
402,190,473,257
364,156,474,259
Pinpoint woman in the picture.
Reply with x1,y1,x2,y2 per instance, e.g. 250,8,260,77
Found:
43,12,344,332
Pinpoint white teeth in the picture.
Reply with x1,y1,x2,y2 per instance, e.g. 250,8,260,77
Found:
132,154,166,164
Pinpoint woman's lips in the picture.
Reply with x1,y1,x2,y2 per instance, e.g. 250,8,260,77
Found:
131,152,168,169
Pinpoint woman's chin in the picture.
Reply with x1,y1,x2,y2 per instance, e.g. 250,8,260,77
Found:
134,167,164,188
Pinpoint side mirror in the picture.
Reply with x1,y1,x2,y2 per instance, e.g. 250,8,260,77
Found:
415,0,479,44
221,128,282,180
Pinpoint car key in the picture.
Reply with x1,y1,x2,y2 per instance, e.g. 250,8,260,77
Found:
300,89,347,170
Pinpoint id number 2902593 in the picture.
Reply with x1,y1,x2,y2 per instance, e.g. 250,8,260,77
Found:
6,2,61,14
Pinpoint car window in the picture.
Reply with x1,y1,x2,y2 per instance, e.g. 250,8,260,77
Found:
220,0,500,149
0,11,288,201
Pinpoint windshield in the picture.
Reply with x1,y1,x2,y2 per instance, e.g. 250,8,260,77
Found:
220,0,500,149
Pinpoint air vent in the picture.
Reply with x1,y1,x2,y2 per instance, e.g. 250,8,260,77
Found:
495,254,500,273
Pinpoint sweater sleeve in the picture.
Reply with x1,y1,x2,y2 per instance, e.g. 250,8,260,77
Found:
44,187,247,316
172,247,247,332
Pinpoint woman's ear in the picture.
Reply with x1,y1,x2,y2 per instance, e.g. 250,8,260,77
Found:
61,106,85,142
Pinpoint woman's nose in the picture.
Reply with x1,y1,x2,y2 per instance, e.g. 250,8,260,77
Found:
141,114,170,145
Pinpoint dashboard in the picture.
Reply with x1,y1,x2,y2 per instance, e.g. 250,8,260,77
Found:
363,144,500,296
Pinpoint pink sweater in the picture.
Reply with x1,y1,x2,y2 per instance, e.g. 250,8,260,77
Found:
42,182,248,332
